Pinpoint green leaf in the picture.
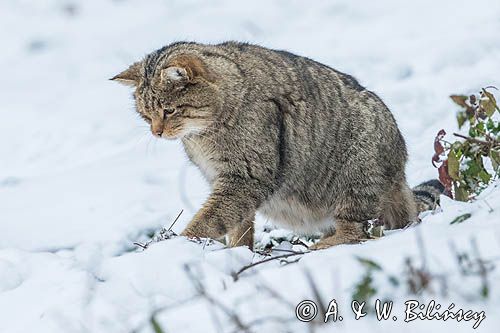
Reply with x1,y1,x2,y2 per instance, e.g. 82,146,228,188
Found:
356,257,382,271
478,170,491,183
481,89,497,117
465,158,481,176
469,114,476,126
477,121,485,132
457,111,467,129
486,118,495,131
454,183,469,202
388,275,400,287
451,140,462,151
491,149,500,171
151,316,166,333
481,285,489,299
352,272,377,303
461,141,471,156
450,213,472,224
447,150,460,180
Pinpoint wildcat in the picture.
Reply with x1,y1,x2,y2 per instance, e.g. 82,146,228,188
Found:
112,41,443,250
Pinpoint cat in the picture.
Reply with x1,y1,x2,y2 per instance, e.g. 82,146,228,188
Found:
112,41,443,250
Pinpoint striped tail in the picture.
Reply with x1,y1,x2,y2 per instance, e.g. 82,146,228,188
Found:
412,179,445,213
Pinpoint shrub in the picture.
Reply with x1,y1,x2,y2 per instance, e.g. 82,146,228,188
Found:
432,87,500,201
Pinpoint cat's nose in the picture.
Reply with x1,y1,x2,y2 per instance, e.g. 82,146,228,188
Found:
151,122,163,137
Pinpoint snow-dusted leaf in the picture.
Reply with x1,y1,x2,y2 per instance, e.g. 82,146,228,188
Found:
447,149,460,181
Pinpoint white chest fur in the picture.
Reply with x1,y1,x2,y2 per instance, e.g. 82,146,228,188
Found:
182,137,217,183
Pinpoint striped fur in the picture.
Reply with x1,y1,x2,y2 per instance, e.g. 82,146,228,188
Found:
113,41,438,249
412,179,445,213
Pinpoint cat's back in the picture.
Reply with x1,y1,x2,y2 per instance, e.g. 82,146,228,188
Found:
164,41,368,104
211,42,375,110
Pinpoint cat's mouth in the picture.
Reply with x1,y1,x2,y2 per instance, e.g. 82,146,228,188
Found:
151,121,182,139
154,126,188,140
153,128,179,140
153,120,210,140
159,132,180,140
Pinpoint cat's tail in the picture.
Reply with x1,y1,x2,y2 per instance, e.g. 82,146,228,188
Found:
412,179,445,213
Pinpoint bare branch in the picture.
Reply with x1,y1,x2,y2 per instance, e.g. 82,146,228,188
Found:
453,132,499,147
233,252,307,281
168,209,184,231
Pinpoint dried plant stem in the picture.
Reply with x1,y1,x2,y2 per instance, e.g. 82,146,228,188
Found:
168,209,184,231
230,225,253,247
453,132,499,148
233,251,306,280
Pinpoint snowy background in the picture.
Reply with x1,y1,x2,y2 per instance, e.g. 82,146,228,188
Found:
1,0,500,332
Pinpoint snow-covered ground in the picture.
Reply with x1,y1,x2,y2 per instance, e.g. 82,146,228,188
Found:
1,0,500,332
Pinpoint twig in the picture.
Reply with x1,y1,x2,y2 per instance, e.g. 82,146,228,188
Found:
453,132,499,147
134,210,183,250
233,252,306,280
168,209,184,231
475,126,499,144
304,269,327,317
133,242,148,249
238,316,295,333
470,238,491,298
184,264,252,333
257,248,307,255
231,225,253,247
257,284,296,309
130,294,200,333
482,199,494,213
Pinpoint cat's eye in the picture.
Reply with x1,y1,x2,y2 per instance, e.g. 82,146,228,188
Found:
140,113,152,123
164,108,176,116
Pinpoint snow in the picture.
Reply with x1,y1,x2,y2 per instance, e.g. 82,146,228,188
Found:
1,0,500,332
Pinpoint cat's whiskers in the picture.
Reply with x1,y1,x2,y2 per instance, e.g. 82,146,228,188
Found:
145,135,154,156
184,134,205,148
184,127,219,147
135,133,149,146
182,136,203,155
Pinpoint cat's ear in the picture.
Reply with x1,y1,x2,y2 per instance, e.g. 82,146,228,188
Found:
160,55,215,85
110,62,141,86
160,66,189,83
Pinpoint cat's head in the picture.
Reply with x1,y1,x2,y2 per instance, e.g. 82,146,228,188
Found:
112,53,220,139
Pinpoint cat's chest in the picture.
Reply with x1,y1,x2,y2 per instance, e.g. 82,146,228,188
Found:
182,138,218,183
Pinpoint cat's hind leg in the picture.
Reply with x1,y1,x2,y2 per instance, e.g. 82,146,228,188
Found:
310,179,380,250
310,219,367,250
381,180,418,230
